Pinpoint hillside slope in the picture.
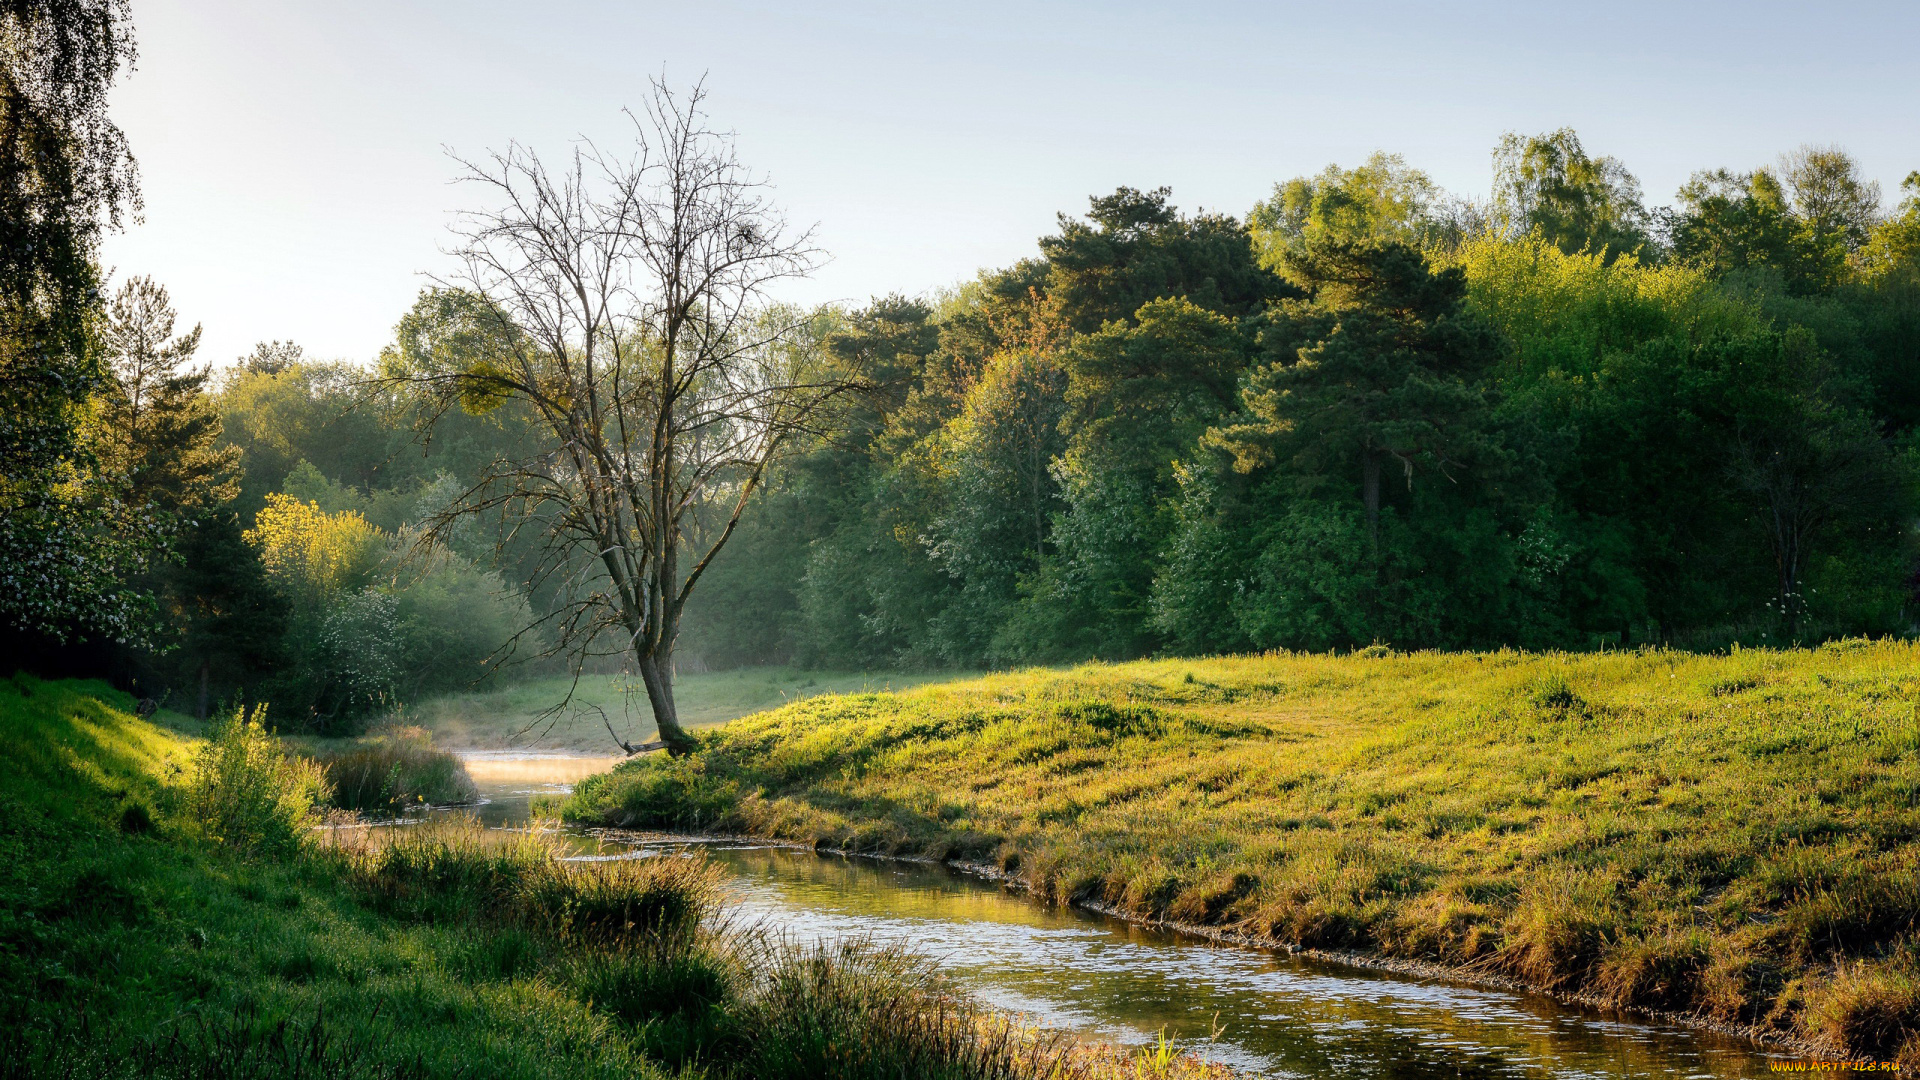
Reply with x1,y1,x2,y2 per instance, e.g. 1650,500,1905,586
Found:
0,675,664,1078
568,644,1920,1059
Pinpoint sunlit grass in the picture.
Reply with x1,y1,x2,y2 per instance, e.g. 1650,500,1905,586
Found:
569,641,1920,1058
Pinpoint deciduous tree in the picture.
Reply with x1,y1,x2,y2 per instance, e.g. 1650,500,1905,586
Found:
397,81,857,754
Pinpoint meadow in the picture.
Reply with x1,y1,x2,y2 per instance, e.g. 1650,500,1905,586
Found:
567,642,1920,1061
0,673,1225,1078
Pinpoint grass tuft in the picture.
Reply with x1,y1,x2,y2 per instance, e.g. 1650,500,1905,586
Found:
1806,958,1920,1062
315,727,478,813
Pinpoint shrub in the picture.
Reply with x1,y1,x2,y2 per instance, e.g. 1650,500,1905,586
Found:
187,706,330,856
318,728,477,813
389,552,532,699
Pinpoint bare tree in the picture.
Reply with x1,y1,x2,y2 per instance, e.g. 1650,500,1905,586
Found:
394,80,858,754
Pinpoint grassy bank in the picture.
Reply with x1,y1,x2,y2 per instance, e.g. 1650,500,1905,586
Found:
0,675,652,1077
0,673,1223,1078
566,643,1920,1061
399,668,959,752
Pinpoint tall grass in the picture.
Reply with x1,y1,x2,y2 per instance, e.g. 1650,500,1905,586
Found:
566,642,1920,1059
325,814,554,920
316,727,477,813
187,705,330,855
737,939,1078,1080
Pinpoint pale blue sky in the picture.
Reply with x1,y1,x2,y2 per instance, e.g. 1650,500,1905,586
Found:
101,0,1919,366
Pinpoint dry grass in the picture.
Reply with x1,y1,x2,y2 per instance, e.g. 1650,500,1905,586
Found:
568,641,1920,1055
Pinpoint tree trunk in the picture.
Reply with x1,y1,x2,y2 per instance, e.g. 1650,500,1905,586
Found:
637,651,693,755
197,658,210,720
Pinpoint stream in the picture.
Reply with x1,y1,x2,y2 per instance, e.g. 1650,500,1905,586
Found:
452,751,1785,1079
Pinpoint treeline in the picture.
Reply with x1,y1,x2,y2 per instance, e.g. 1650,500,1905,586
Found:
681,136,1920,667
10,86,1920,721
3,300,537,729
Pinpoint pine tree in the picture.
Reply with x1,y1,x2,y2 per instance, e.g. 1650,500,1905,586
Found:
99,276,238,519
99,276,275,708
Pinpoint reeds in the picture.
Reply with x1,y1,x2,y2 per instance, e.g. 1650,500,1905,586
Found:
315,727,477,813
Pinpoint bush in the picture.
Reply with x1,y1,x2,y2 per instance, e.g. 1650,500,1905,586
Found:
187,706,329,855
390,553,532,698
318,728,477,813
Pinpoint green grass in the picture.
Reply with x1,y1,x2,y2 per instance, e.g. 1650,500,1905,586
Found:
0,674,661,1079
566,643,1920,1060
0,672,1226,1079
306,727,480,813
398,668,962,752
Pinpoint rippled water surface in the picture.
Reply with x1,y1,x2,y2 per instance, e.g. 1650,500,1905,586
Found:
453,752,1786,1079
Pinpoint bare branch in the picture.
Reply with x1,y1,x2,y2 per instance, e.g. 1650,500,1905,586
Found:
382,78,857,754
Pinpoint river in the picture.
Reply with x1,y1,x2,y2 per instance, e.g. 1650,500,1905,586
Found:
452,751,1785,1079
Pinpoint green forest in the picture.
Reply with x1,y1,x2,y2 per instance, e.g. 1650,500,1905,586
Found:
10,119,1920,732
7,0,1920,740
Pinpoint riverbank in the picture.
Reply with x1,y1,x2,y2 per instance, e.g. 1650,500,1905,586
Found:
0,673,1231,1078
564,644,1920,1062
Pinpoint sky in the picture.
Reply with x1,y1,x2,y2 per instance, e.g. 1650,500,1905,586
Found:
101,0,1920,367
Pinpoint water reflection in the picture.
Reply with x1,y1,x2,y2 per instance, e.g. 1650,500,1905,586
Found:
457,755,1782,1079
452,751,619,826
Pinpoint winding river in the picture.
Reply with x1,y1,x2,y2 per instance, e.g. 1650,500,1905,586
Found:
454,751,1785,1079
